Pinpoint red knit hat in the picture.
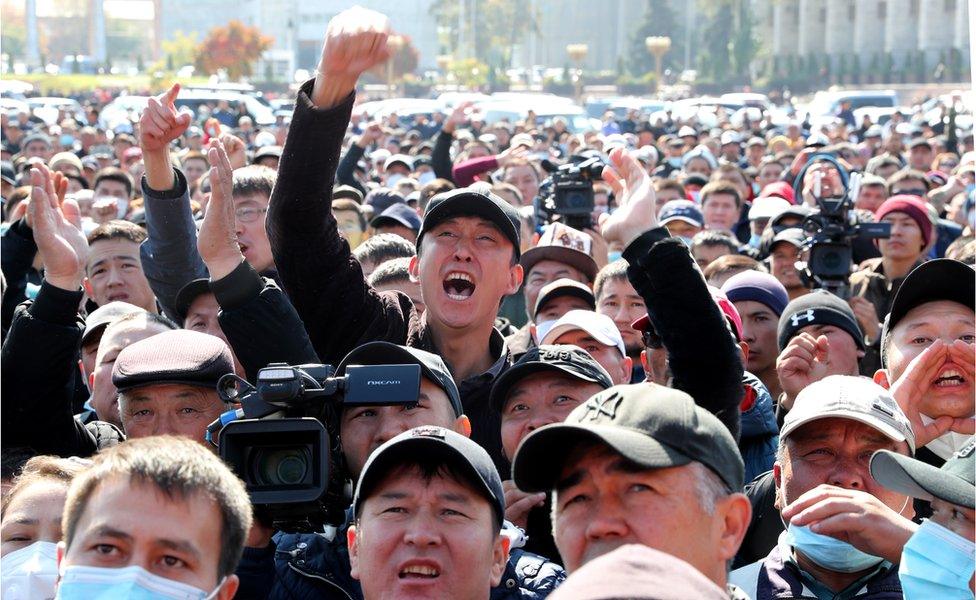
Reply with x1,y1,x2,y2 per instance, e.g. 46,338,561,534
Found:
874,195,934,249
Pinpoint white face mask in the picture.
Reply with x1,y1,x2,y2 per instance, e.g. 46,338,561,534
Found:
417,171,436,185
384,172,405,188
56,564,224,600
2,541,59,600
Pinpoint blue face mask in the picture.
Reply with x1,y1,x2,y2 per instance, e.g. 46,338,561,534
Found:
60,134,75,147
676,236,695,248
56,565,223,600
787,523,884,573
607,250,623,263
748,233,763,249
900,519,976,599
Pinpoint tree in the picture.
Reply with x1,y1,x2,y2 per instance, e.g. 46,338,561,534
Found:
429,0,538,70
195,21,273,81
698,0,733,83
163,30,198,71
627,0,685,77
365,33,420,81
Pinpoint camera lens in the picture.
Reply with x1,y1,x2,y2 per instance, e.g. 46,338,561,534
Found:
250,446,311,486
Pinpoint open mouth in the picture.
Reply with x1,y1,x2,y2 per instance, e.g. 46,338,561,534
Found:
933,368,965,388
238,242,249,254
398,565,440,580
443,272,476,301
107,293,129,302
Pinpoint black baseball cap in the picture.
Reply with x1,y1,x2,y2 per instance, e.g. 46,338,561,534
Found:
353,426,505,526
337,341,462,417
533,278,596,319
369,202,422,233
880,259,976,367
112,329,234,392
173,278,212,322
513,383,745,493
871,437,975,509
489,344,613,413
418,188,522,258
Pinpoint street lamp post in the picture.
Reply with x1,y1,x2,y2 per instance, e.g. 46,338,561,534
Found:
566,43,588,102
436,54,451,88
386,35,404,98
644,36,671,92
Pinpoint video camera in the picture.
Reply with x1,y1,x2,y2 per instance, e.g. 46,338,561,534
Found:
534,154,605,231
209,362,422,531
792,154,891,299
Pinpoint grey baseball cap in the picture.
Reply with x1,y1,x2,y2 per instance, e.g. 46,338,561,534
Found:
781,375,916,453
81,301,144,347
871,437,975,509
512,383,745,493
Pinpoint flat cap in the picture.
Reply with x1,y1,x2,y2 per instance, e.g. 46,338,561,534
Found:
112,329,234,392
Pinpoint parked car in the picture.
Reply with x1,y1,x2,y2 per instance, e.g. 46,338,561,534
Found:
99,95,150,131
172,90,275,126
26,97,86,125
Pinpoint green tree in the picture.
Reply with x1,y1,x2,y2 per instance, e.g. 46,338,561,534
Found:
728,0,756,81
195,21,273,80
162,30,198,71
627,0,684,77
698,0,733,83
429,0,538,69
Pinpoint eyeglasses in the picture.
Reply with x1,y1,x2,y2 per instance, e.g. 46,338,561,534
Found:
235,207,269,223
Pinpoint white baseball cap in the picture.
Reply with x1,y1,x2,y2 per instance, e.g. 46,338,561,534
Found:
748,196,792,221
781,375,916,453
539,310,627,358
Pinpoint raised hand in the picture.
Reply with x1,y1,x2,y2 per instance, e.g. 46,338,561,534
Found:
848,297,880,345
502,480,546,530
140,83,192,153
312,7,392,109
219,133,248,170
29,165,88,291
600,147,658,248
442,101,474,135
777,332,831,409
197,139,245,281
884,340,972,448
355,122,384,148
496,144,528,167
781,484,916,564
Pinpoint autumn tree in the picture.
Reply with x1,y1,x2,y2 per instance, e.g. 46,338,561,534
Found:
194,21,273,80
366,33,421,81
163,30,198,71
429,0,538,68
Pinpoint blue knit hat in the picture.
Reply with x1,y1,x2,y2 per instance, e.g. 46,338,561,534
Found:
721,271,789,317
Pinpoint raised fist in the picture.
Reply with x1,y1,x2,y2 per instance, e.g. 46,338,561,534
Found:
139,83,192,153
319,7,392,82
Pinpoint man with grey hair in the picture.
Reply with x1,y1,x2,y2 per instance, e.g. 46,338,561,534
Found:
731,375,917,599
512,383,752,595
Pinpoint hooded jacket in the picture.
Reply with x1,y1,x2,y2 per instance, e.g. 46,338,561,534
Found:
739,371,780,484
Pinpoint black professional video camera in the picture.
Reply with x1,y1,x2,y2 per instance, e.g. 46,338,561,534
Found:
209,362,421,531
535,154,605,231
793,154,890,299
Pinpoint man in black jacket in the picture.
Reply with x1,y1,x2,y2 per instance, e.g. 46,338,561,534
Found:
255,7,524,472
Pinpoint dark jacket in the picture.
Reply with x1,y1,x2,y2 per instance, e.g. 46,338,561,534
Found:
0,282,121,457
265,80,512,473
235,523,565,600
734,470,782,570
740,372,779,484
1,218,41,339
335,143,367,197
139,169,208,322
731,532,903,599
622,227,744,441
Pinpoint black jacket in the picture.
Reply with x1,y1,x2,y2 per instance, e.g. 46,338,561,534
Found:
1,219,41,340
0,282,121,457
622,227,744,441
264,80,512,473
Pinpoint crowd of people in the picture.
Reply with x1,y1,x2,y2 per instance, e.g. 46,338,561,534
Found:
1,6,974,600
